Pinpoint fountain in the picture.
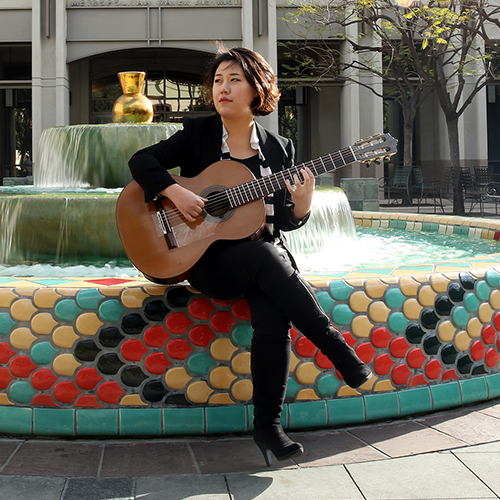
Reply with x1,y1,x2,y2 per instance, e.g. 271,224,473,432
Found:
0,111,500,436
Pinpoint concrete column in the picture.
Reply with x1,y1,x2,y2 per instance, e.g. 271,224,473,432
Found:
32,0,70,165
253,0,278,134
340,24,384,179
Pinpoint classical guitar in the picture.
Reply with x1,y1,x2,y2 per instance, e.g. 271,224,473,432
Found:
116,133,397,284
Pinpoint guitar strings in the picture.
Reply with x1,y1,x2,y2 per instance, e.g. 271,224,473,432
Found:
157,148,355,228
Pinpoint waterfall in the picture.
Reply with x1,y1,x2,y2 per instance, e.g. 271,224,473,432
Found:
35,123,182,188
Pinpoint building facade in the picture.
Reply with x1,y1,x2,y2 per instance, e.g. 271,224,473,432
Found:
0,0,498,186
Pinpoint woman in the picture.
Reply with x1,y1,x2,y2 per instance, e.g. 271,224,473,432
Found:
129,46,372,466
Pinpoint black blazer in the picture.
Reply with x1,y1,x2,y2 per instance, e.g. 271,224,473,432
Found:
128,114,309,235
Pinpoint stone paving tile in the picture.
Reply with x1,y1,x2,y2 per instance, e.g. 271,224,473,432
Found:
345,452,496,500
226,465,364,500
293,429,386,466
0,440,23,469
478,402,500,420
0,475,66,500
136,474,230,500
453,450,500,497
189,436,296,474
1,441,102,477
62,477,134,500
100,441,197,477
347,420,466,458
420,408,500,445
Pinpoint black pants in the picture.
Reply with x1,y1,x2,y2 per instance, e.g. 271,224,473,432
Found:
189,238,336,426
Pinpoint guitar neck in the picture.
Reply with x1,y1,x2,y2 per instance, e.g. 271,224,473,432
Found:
227,145,357,208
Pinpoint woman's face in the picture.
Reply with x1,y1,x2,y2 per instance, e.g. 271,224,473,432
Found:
212,61,258,119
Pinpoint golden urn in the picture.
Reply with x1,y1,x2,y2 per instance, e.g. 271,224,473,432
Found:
112,72,154,124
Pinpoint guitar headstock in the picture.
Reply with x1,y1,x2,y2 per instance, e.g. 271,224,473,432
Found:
353,134,398,164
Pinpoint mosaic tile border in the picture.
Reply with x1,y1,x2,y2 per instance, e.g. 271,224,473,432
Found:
0,211,500,436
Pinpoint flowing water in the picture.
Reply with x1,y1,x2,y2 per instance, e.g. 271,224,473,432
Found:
1,187,497,278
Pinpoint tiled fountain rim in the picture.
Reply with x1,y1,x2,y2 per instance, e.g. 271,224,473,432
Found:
1,211,500,437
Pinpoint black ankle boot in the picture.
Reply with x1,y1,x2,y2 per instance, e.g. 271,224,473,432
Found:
253,423,304,466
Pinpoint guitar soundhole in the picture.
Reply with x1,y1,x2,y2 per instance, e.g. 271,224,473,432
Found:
202,188,233,221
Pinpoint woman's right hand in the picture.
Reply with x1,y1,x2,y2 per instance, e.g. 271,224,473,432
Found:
161,184,207,223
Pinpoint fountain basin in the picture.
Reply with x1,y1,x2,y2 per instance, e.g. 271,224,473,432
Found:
0,211,500,436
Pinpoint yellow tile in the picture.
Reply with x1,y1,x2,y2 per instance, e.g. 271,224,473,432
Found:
120,394,147,406
364,279,388,299
490,290,500,309
430,274,450,293
467,317,482,338
398,277,420,296
337,386,360,397
351,315,373,338
10,299,38,322
52,326,80,348
99,287,123,297
209,366,237,389
380,277,398,285
418,285,437,307
10,327,37,349
31,313,58,335
478,303,494,324
33,288,61,309
231,352,251,374
165,367,193,390
0,289,17,308
54,288,78,297
296,389,320,400
231,379,253,401
210,338,238,361
289,352,301,372
295,362,321,385
187,380,213,403
121,288,150,309
209,393,234,404
368,302,390,323
403,298,422,320
0,394,14,405
455,330,471,351
349,291,372,313
438,320,456,342
358,374,377,391
374,380,395,392
52,353,81,376
142,285,169,296
75,313,103,336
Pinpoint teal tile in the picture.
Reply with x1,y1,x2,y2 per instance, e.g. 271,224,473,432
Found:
430,381,462,410
0,407,32,435
364,392,400,421
327,397,365,426
163,407,205,435
460,377,488,404
486,373,500,399
120,408,162,436
399,387,432,416
288,400,327,429
76,409,118,436
205,406,247,434
33,408,75,436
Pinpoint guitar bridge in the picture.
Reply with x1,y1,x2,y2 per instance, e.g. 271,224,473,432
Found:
153,203,178,250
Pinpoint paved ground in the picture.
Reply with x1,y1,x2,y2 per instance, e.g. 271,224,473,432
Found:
0,398,499,499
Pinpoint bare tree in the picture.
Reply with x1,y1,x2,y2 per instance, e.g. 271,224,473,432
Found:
283,0,500,214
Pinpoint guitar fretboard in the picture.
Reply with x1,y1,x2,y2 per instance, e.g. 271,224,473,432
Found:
226,146,357,208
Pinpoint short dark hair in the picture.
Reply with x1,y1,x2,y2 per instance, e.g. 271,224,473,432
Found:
204,45,281,116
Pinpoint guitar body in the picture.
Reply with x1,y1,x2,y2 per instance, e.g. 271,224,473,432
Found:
116,161,266,284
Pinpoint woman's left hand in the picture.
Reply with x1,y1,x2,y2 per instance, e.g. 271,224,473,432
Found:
286,167,315,220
